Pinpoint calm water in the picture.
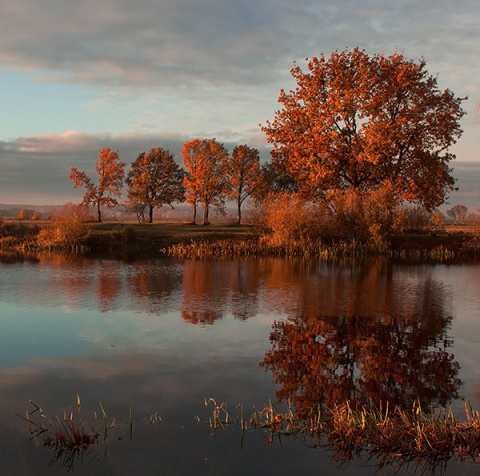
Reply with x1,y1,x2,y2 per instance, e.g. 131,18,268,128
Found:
1,253,480,475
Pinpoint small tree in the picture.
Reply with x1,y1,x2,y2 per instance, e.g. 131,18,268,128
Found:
182,139,230,225
126,148,186,224
431,210,445,228
446,204,468,223
122,200,147,223
259,193,331,246
17,209,28,223
69,147,126,222
228,145,261,225
395,205,431,233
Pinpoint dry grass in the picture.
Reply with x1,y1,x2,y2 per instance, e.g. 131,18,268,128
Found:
205,398,480,472
19,396,480,472
17,398,117,469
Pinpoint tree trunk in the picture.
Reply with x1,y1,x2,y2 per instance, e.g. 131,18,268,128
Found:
97,204,102,223
192,203,197,225
148,205,154,224
237,198,242,225
203,206,210,225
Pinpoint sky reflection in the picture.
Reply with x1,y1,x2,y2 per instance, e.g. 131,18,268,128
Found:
1,255,480,474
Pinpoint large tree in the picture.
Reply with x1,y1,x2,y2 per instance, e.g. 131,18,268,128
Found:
69,147,126,222
262,48,466,211
228,144,261,225
125,147,186,224
181,138,230,225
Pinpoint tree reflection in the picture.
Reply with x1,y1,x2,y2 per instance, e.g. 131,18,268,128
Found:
180,259,261,325
181,260,227,325
261,312,461,417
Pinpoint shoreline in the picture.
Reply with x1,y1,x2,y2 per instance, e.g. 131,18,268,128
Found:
1,220,479,261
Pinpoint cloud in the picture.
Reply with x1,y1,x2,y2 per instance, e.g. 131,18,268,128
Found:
1,0,478,94
0,0,292,89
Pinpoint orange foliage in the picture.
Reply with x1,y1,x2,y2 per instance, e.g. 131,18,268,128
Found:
69,147,126,222
36,203,92,249
228,144,261,225
258,193,331,246
262,48,466,211
126,147,185,224
181,139,230,225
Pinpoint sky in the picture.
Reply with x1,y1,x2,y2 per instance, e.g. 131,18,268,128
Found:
0,0,479,210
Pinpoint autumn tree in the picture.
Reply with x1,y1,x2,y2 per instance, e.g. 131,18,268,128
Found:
228,144,261,225
262,48,466,213
17,208,28,223
125,147,186,224
181,138,230,225
431,210,445,228
69,147,126,222
249,161,299,204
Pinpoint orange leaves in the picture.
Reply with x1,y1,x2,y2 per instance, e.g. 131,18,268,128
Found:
229,144,261,224
125,148,185,223
181,138,230,225
69,147,126,222
262,48,466,210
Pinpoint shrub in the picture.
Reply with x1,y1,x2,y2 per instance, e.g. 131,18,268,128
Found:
395,205,431,233
256,193,331,246
329,184,401,249
37,203,93,250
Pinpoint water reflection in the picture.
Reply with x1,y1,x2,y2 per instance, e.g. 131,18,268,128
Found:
258,258,461,412
0,252,476,475
260,313,460,415
181,260,260,324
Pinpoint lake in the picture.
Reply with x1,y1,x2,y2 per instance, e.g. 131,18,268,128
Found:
1,253,480,475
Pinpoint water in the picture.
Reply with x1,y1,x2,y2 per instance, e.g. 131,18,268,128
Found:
1,253,480,475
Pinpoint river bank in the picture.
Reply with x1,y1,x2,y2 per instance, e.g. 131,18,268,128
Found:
1,220,479,260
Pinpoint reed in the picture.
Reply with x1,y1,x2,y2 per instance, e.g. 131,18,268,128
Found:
204,398,480,471
166,237,376,259
167,237,465,261
17,398,121,469
205,397,232,431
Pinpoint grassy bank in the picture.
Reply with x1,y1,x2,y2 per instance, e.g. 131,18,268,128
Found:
1,219,479,260
77,222,480,260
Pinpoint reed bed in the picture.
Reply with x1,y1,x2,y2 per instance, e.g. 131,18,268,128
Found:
205,398,480,471
167,237,374,259
167,237,464,262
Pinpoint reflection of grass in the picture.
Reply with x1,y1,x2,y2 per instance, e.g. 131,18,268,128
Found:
205,398,480,472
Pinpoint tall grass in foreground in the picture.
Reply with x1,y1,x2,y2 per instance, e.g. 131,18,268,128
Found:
205,398,480,472
19,397,480,472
